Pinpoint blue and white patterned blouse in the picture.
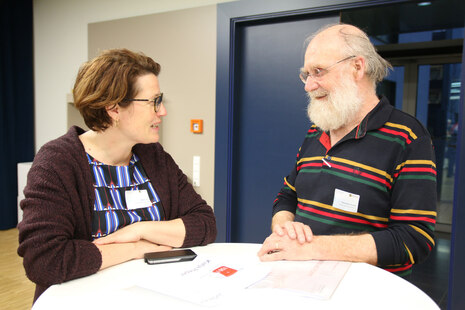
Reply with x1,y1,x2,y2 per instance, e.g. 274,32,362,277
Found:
86,153,164,239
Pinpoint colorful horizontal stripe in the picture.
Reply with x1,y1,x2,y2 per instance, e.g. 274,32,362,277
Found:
297,156,393,192
297,199,388,231
394,160,437,184
306,126,319,138
272,97,437,277
385,122,418,139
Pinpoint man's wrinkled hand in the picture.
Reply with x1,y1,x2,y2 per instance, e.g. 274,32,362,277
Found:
273,221,313,244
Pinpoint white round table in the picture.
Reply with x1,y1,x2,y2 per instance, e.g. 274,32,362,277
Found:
32,243,439,310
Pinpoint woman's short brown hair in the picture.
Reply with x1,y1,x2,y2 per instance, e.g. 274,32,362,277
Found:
73,48,161,131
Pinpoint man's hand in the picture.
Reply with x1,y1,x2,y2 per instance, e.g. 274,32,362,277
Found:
273,221,313,244
257,233,312,262
257,232,378,265
271,211,313,244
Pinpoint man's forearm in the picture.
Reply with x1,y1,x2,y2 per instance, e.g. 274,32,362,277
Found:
258,231,378,265
268,212,377,264
303,233,378,264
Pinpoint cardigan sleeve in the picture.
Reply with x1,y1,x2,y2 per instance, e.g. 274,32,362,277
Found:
137,144,217,247
17,143,102,290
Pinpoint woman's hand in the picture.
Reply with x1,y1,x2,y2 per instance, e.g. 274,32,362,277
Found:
91,222,176,270
91,220,188,271
132,240,172,259
93,238,172,270
94,219,186,248
93,222,143,245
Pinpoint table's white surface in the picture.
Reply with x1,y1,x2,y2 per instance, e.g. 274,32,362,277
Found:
32,243,439,310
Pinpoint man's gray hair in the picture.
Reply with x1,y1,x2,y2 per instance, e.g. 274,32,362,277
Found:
308,23,393,86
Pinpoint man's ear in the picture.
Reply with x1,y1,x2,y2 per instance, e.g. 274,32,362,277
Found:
353,56,365,81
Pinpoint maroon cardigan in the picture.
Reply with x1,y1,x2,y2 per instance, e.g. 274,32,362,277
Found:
17,126,217,302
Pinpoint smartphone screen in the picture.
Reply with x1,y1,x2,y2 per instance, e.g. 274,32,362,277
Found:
144,249,197,265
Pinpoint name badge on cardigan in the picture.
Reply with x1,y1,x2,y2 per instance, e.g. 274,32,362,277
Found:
125,190,152,210
332,188,360,213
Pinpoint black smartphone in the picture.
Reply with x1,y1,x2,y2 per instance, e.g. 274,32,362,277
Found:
144,249,197,265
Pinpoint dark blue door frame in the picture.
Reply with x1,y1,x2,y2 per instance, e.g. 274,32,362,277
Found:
214,1,465,308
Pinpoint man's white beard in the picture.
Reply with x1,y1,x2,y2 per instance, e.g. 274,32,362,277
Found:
306,75,362,132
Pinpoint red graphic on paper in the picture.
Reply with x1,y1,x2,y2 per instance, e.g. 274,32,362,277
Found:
213,266,237,277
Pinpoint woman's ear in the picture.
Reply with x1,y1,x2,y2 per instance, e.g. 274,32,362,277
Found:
106,104,120,125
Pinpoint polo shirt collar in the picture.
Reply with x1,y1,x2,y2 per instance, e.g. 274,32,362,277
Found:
317,96,394,149
353,96,393,139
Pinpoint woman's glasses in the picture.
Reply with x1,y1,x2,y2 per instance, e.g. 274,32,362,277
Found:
127,93,163,113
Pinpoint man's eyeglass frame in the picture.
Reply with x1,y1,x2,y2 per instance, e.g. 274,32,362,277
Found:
299,55,356,83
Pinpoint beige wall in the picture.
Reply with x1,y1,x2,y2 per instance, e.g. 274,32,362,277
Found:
33,0,235,151
33,0,241,208
84,5,218,205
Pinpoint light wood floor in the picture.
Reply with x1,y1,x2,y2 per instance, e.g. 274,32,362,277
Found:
0,228,35,310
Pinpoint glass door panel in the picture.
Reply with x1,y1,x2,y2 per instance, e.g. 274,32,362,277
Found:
416,63,462,230
380,66,405,110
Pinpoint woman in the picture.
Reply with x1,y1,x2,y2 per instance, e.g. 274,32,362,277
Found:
17,49,217,302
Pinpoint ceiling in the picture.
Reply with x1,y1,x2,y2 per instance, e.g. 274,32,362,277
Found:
341,0,465,43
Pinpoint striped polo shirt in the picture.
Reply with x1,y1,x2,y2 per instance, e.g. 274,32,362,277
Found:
273,96,437,276
87,153,165,239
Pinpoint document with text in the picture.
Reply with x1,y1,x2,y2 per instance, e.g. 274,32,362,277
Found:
136,255,271,306
249,260,351,300
136,255,351,305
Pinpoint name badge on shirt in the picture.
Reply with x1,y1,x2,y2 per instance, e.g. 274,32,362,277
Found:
125,190,152,210
332,188,360,213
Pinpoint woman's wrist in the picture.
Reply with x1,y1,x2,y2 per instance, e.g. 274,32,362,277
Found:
135,221,150,241
136,219,186,248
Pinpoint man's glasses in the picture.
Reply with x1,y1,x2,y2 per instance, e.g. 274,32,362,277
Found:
299,55,355,83
127,93,163,113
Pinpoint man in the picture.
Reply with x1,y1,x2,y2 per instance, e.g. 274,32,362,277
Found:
257,24,437,276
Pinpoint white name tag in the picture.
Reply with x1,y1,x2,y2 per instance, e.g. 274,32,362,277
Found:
125,190,152,210
332,188,360,213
